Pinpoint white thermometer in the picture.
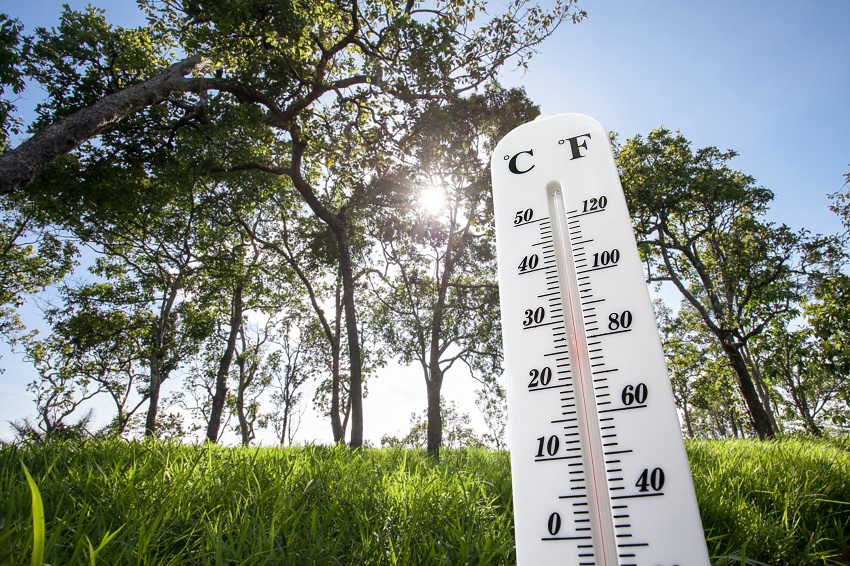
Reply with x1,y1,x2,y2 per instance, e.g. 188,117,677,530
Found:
491,114,709,566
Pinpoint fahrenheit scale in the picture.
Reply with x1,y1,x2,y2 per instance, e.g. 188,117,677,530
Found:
491,114,709,565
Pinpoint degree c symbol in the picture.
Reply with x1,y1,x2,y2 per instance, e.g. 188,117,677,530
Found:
508,149,535,174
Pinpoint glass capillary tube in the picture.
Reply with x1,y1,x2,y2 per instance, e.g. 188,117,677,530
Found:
547,180,619,566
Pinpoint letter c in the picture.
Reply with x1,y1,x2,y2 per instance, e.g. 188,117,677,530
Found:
508,149,535,174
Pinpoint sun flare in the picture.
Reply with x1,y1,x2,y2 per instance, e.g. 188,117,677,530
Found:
418,187,446,215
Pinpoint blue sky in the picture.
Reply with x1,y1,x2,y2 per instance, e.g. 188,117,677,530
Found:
1,0,848,443
498,0,849,233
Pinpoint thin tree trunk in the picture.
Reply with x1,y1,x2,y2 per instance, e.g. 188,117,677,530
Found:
144,279,183,437
144,353,162,437
336,225,364,448
787,367,821,436
235,324,253,446
330,282,344,442
425,292,448,458
424,214,465,458
207,282,244,442
729,411,741,438
236,366,250,445
287,141,364,447
682,401,694,439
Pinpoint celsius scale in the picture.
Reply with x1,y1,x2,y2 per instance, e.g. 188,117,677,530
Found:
491,114,710,565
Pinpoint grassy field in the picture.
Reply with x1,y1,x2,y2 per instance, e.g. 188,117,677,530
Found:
0,438,848,565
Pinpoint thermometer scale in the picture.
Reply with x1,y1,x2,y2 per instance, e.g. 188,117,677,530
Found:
491,114,709,565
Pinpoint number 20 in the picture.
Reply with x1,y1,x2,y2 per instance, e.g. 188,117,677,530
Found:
528,367,553,388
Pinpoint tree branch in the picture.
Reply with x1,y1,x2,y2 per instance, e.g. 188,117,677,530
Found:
0,55,204,195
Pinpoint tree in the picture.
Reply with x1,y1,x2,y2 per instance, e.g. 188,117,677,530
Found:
243,203,355,442
1,1,586,196
658,300,753,438
5,0,586,446
786,171,850,431
194,221,270,443
28,281,158,435
261,318,314,446
751,319,845,434
380,398,482,450
798,273,850,431
0,55,204,194
0,193,75,357
617,128,809,439
365,87,535,458
476,383,507,450
231,319,272,446
46,170,221,436
0,14,26,151
0,5,203,193
13,333,100,440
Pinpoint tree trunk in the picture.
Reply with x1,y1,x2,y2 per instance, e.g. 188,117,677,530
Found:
235,325,252,446
426,371,443,459
729,411,741,438
0,55,203,195
720,341,775,440
330,283,344,443
143,278,183,438
261,219,346,443
426,289,448,459
279,405,290,446
424,216,462,459
207,282,244,443
742,345,780,434
144,353,162,437
236,374,250,445
682,401,694,439
753,371,780,434
284,150,362,446
336,226,364,448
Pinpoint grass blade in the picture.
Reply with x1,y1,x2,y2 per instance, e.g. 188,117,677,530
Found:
20,462,45,566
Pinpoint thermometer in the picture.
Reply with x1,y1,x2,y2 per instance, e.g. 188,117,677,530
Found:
491,114,709,565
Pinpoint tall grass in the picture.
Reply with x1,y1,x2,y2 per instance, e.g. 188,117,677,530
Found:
0,438,848,565
690,437,850,565
1,441,514,565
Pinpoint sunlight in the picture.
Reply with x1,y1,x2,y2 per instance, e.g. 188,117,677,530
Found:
418,186,446,215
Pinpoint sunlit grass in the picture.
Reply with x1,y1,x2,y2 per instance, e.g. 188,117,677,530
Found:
690,437,850,565
0,438,848,565
1,441,515,565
